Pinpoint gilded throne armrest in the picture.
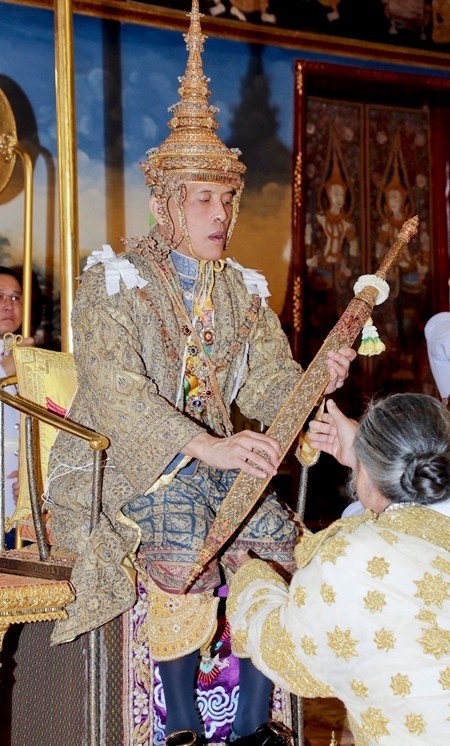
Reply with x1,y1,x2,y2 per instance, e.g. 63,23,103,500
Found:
0,351,109,650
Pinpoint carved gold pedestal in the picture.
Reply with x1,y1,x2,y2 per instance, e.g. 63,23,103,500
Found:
0,572,74,650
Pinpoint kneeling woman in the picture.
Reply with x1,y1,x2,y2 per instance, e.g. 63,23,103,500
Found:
228,393,450,746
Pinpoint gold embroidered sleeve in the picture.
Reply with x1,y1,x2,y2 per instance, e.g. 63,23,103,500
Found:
69,265,204,493
235,306,303,426
228,560,334,698
229,512,450,743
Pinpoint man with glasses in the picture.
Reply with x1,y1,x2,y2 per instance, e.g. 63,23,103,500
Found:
0,266,34,543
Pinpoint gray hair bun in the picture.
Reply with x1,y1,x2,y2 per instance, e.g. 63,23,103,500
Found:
354,393,450,507
400,452,450,503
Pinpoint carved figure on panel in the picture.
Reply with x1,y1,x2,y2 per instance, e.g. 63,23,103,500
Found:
227,0,276,24
382,0,429,38
305,125,358,312
375,131,426,299
374,130,429,375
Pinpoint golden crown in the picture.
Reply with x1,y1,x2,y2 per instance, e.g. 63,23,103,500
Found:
141,0,246,190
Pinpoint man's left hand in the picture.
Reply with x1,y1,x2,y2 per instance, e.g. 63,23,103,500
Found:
324,347,356,395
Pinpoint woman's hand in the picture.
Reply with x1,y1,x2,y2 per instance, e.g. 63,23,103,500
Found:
324,347,357,395
183,429,282,479
307,398,358,469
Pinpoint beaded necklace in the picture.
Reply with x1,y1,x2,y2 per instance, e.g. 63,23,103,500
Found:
171,252,226,423
129,233,261,435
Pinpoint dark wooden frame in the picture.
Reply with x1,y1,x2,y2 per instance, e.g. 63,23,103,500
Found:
288,60,450,362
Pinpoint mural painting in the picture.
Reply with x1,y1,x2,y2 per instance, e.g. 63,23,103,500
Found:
147,0,450,48
367,105,431,393
0,1,299,345
302,96,432,400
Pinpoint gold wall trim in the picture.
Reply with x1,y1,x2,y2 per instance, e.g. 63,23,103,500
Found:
55,0,79,353
293,152,302,212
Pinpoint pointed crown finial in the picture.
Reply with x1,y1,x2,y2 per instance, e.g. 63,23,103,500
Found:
141,0,246,190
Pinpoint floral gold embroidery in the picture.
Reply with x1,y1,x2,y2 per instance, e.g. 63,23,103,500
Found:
374,628,396,651
327,626,359,661
146,577,219,659
359,707,389,740
418,625,450,659
416,609,437,625
232,628,248,655
405,713,426,735
378,529,398,545
431,555,450,575
318,536,349,564
414,571,450,608
300,636,318,656
367,556,390,578
438,666,450,690
321,583,336,605
293,586,307,607
363,590,386,613
377,505,450,553
390,673,411,696
260,612,333,697
350,679,368,698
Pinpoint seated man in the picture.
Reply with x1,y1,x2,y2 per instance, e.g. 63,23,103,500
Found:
229,393,450,745
46,3,355,745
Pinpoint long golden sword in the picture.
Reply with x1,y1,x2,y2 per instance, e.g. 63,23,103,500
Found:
183,215,419,592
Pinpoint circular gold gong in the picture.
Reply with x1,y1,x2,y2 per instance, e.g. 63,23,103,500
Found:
0,88,18,194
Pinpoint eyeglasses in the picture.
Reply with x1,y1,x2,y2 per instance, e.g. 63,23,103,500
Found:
0,293,22,305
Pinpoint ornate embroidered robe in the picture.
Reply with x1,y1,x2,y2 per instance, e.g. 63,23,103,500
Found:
48,234,303,643
228,506,450,745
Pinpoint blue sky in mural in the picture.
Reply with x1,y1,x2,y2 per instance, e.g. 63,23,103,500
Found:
0,1,299,256
0,3,297,173
0,5,56,146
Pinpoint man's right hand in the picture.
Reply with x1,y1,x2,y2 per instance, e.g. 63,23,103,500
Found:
182,429,282,479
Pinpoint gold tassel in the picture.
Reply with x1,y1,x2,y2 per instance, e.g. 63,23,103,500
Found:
357,316,386,357
295,399,325,467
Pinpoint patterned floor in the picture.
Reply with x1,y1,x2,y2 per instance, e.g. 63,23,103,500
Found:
302,698,355,746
